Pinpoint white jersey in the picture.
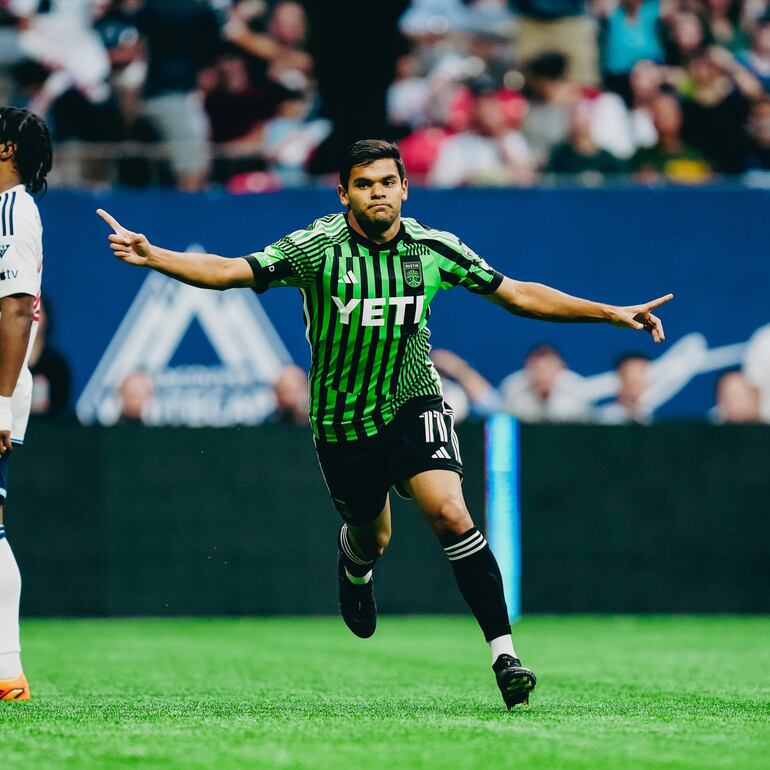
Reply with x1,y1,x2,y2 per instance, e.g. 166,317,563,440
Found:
0,184,43,444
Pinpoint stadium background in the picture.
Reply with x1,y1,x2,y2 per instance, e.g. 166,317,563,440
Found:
2,3,769,768
1,0,768,617
12,186,770,617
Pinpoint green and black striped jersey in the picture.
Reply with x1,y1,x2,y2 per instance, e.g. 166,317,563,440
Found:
245,212,503,442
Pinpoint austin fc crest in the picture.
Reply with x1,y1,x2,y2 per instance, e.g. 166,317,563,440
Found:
403,260,423,289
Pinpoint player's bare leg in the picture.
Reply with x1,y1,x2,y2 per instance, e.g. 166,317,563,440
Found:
404,469,536,708
345,498,392,564
337,498,391,638
0,503,29,701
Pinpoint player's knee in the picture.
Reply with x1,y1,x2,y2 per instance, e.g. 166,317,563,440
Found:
373,527,391,557
428,497,472,536
352,526,391,560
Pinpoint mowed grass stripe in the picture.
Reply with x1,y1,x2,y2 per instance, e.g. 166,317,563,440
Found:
2,617,768,770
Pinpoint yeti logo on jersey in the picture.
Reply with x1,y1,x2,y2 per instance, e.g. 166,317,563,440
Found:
403,260,423,289
0,244,9,259
333,295,425,327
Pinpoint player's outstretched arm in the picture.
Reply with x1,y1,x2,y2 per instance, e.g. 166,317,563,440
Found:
488,276,673,344
96,209,255,290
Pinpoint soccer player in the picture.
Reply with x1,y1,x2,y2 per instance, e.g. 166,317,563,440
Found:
0,107,52,702
97,140,672,709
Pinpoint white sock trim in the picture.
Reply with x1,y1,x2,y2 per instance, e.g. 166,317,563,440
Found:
345,568,372,585
443,530,488,561
490,634,517,664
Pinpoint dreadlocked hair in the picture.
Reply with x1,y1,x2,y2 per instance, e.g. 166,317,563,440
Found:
0,107,53,195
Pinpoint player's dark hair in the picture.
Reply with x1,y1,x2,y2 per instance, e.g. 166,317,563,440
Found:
0,106,53,195
339,140,405,189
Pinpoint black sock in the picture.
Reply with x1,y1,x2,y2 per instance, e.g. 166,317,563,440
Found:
443,527,511,642
338,524,377,578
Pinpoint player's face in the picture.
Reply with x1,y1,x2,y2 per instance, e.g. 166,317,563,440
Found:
338,159,408,234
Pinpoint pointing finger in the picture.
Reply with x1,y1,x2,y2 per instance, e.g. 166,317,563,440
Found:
96,208,124,234
645,293,674,311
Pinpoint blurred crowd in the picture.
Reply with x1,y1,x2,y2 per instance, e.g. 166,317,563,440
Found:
430,329,770,425
105,335,770,426
3,0,770,189
106,328,770,427
396,0,770,186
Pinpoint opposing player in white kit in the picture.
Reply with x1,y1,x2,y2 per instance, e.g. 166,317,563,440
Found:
0,107,52,702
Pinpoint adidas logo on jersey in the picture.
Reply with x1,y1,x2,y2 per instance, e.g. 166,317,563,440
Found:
431,447,452,459
0,244,10,259
338,270,358,285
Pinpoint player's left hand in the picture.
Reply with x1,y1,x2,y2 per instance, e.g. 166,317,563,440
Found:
0,395,12,457
609,294,674,344
0,430,11,457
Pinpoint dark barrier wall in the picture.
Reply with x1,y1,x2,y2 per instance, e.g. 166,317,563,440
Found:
10,422,484,617
519,423,770,613
38,187,770,418
9,422,769,615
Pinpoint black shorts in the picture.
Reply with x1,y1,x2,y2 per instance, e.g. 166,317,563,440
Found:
314,396,463,526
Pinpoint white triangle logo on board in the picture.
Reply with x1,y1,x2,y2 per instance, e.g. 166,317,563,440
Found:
77,261,292,426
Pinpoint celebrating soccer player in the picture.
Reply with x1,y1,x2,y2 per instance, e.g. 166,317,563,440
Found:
97,140,672,709
0,108,52,702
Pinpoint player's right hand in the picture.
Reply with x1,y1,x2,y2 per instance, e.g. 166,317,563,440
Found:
96,209,152,267
0,396,12,457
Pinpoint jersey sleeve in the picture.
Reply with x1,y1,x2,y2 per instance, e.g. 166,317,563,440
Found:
0,195,41,299
434,237,503,295
243,228,324,294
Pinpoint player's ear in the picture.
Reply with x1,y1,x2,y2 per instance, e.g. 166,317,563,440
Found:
0,141,17,161
401,177,409,201
337,183,349,207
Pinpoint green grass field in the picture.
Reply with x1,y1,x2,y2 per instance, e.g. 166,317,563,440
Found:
2,616,768,770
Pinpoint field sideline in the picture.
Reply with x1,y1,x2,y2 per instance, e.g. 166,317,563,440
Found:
3,616,768,770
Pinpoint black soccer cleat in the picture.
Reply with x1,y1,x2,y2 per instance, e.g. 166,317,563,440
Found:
337,552,377,638
493,654,537,709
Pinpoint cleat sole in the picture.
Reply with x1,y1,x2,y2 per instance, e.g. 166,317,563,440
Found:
503,672,536,709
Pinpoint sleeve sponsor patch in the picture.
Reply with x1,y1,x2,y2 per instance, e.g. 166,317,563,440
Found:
462,242,491,271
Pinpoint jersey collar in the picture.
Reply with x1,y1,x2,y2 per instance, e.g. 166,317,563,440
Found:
345,217,406,252
0,182,25,196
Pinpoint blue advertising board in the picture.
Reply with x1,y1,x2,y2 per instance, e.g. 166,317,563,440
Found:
35,186,770,422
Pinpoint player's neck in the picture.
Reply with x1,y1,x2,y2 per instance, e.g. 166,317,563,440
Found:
0,165,22,195
347,210,402,245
